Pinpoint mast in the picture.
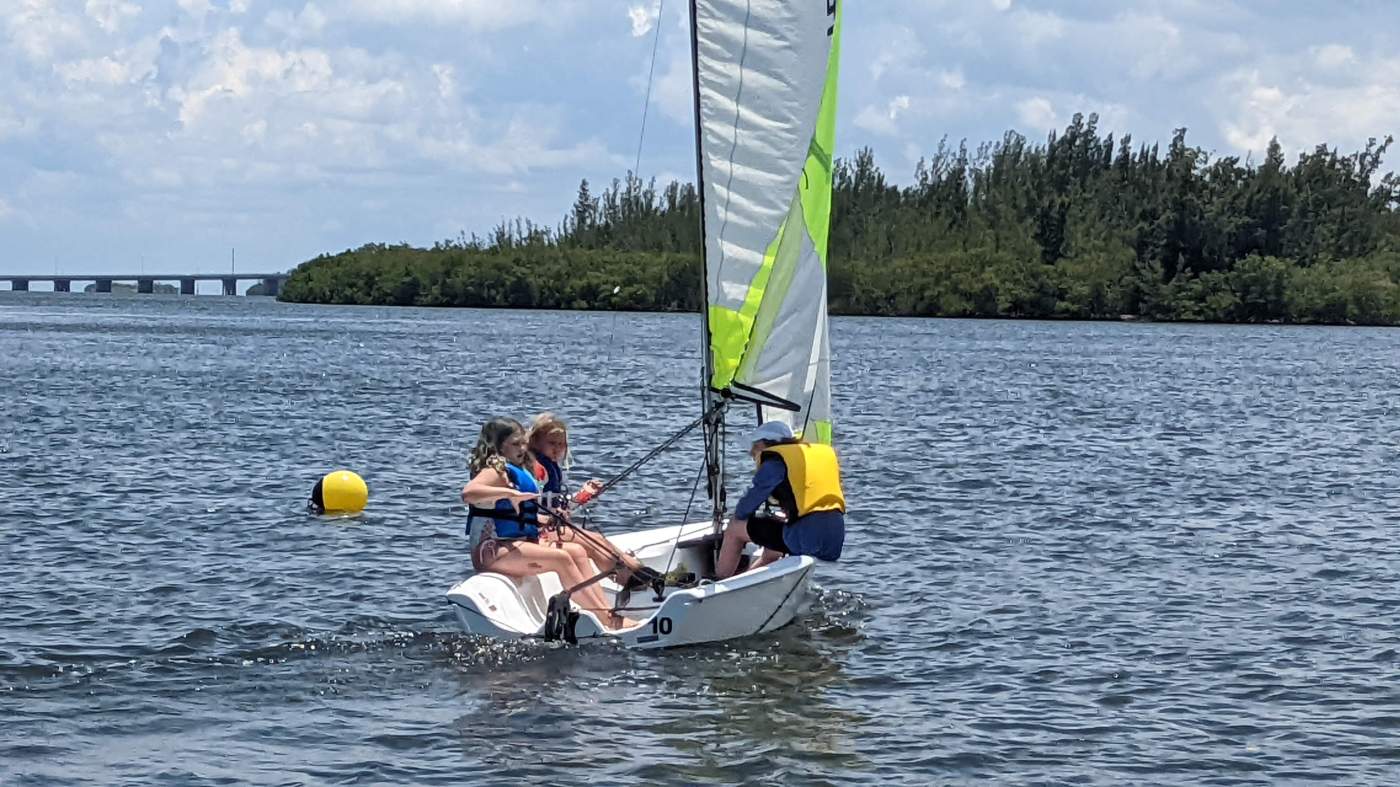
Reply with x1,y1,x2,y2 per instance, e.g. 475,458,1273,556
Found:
688,0,725,533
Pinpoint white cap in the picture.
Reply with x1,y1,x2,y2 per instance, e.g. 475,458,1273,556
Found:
747,421,794,446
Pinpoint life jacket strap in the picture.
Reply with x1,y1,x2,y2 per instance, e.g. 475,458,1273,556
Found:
466,505,538,524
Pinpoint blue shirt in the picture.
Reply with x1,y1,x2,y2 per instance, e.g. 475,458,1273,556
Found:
734,458,787,519
733,458,844,562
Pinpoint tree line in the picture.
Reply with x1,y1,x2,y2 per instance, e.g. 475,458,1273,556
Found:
280,115,1400,325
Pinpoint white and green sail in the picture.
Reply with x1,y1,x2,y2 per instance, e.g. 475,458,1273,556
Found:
692,0,841,443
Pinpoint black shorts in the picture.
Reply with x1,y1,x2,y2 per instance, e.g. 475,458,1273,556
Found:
746,515,789,554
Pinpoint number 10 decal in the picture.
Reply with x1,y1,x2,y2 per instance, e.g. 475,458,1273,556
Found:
650,617,673,636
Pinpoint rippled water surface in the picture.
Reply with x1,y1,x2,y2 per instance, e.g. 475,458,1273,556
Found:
3,293,1400,785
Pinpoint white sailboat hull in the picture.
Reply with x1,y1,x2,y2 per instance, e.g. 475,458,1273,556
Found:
445,519,817,649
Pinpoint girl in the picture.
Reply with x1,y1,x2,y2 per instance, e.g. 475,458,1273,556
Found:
462,417,637,630
527,411,602,508
526,412,659,590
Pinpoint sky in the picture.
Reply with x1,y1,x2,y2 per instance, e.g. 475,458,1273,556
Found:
1,0,1398,281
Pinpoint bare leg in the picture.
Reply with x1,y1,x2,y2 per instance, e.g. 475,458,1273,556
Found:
554,543,630,624
556,525,645,576
485,542,634,630
716,518,750,579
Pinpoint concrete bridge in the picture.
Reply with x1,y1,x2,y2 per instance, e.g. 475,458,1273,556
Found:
0,273,288,296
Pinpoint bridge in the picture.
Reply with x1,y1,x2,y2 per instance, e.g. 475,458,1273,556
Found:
0,273,289,296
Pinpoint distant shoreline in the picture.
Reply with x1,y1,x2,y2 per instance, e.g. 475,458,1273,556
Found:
270,292,1389,328
274,242,1400,327
3,288,1389,327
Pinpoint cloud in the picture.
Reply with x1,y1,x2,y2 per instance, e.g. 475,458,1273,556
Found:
1216,59,1400,158
1313,44,1355,70
1016,96,1058,132
1011,9,1065,45
177,0,214,21
84,0,140,33
3,0,1397,278
5,1,91,62
342,0,568,30
628,2,659,37
432,63,456,101
55,54,133,85
1,6,621,217
854,95,912,136
265,3,328,40
868,24,923,82
651,48,693,125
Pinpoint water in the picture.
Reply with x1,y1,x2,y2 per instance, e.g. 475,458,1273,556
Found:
3,293,1400,785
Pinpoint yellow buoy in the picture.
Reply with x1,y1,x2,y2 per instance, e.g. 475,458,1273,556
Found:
309,470,368,514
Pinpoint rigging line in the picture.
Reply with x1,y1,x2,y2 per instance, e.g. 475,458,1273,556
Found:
633,0,667,177
657,457,708,580
575,398,726,510
797,367,820,437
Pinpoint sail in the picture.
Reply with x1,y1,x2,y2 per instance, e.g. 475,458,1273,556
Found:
693,0,841,443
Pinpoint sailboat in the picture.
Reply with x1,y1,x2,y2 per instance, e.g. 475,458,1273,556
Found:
446,0,842,649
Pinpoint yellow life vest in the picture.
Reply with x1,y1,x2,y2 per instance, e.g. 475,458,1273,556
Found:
760,442,846,517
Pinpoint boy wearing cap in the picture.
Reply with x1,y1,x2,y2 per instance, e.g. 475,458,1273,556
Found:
715,420,846,579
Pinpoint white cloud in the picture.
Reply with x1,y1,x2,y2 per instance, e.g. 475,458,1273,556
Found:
1217,60,1400,158
868,25,923,81
628,2,659,37
84,0,140,33
0,102,30,141
266,3,328,40
432,63,456,101
1313,44,1355,69
853,96,911,136
1011,9,1065,45
0,198,12,220
3,0,1397,278
177,0,214,21
1114,13,1189,81
1016,96,1057,132
342,0,568,31
5,1,91,62
651,49,693,125
55,54,132,85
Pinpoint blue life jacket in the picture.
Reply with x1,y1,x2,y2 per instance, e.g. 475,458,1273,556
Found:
467,462,540,540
